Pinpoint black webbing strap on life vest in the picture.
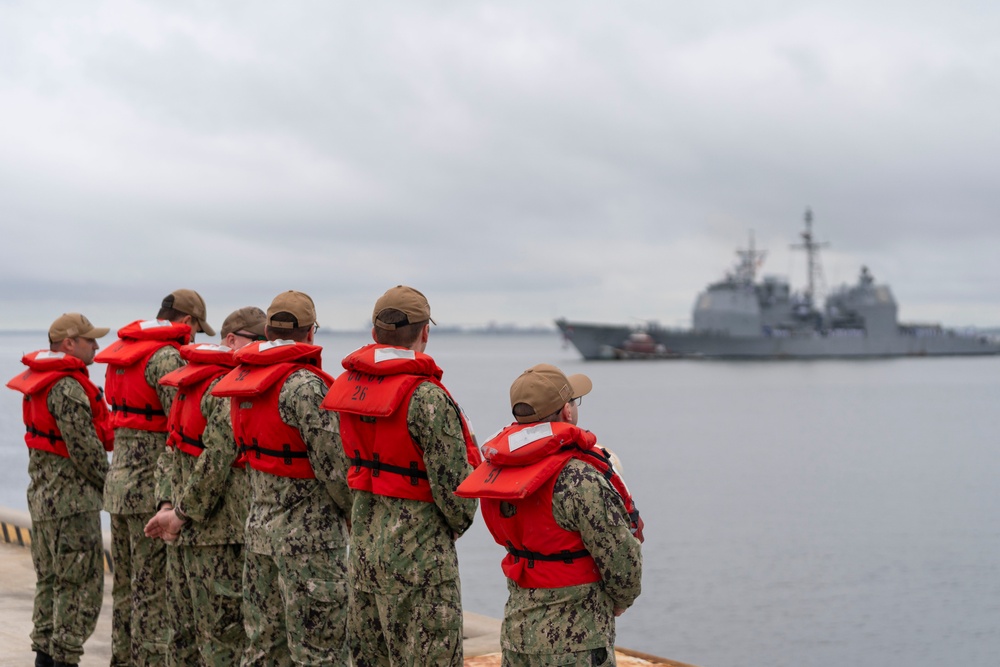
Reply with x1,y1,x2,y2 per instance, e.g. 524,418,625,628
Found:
26,425,63,444
351,450,428,486
561,444,643,533
239,437,310,466
505,541,591,568
110,400,165,422
179,431,205,451
567,445,616,482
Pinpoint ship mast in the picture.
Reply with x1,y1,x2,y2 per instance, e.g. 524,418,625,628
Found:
789,207,829,305
734,230,767,285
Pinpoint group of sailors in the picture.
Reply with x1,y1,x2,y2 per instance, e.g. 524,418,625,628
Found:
8,285,643,667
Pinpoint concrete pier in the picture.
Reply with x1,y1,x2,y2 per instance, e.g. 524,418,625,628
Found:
0,540,112,666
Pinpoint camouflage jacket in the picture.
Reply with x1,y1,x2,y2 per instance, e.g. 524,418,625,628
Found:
500,458,643,654
168,377,248,546
103,346,182,516
245,369,352,556
26,376,110,521
349,382,479,593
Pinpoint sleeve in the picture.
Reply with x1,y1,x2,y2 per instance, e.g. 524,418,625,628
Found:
47,377,110,492
407,382,478,537
147,346,183,415
552,460,643,611
147,346,184,505
174,379,238,523
282,370,354,517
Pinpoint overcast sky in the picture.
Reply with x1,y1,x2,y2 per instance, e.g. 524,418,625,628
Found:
2,1,999,333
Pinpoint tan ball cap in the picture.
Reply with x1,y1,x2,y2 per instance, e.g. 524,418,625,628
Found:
510,363,593,424
221,306,267,338
267,291,317,329
48,313,110,344
162,289,215,336
372,285,436,330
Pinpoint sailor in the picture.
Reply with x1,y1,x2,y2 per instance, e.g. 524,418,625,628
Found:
5,313,112,667
321,285,481,666
456,364,644,667
144,306,267,665
212,291,352,666
96,289,214,667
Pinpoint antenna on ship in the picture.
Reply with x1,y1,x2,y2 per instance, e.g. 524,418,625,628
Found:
790,207,829,305
735,229,767,285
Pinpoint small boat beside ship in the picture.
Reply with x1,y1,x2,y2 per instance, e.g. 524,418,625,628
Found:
557,210,1000,360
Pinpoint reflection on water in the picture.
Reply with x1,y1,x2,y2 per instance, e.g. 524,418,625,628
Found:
2,331,999,666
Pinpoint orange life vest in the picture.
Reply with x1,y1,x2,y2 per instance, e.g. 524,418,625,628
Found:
160,343,238,459
456,421,643,589
321,344,481,502
95,320,191,432
212,340,333,479
6,350,115,457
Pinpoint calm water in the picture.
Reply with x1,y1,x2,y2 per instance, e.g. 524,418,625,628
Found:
2,330,999,667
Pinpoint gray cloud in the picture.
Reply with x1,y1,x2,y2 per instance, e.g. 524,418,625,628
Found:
2,1,999,331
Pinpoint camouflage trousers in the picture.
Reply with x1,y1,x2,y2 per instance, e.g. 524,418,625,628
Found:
109,512,168,667
240,548,349,666
501,647,615,667
166,542,247,666
348,578,463,667
29,511,104,664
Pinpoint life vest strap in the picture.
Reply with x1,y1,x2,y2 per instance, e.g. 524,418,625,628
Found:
239,438,311,465
110,400,166,421
564,444,643,532
505,541,591,567
27,425,63,444
351,450,428,486
566,445,615,480
179,432,205,450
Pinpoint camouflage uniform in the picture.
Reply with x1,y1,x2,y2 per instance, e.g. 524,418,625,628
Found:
27,376,109,665
499,459,643,667
164,377,249,666
104,346,182,667
241,369,352,667
348,382,478,667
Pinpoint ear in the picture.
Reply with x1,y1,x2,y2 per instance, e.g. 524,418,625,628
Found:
421,323,430,344
559,403,572,422
371,327,378,343
223,333,236,348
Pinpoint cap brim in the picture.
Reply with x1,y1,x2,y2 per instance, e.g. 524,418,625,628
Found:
79,326,111,339
197,318,217,337
568,373,593,398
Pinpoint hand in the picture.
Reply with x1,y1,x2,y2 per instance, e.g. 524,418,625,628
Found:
143,508,170,538
144,507,186,542
614,607,626,617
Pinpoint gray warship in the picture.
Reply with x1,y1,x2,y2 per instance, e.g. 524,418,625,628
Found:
557,210,1000,360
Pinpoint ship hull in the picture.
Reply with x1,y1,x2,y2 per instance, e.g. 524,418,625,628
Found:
555,319,1000,360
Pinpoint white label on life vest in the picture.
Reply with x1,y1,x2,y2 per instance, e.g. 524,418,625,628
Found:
374,348,416,363
508,423,553,451
195,343,229,352
259,340,296,352
139,319,173,329
35,351,66,359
